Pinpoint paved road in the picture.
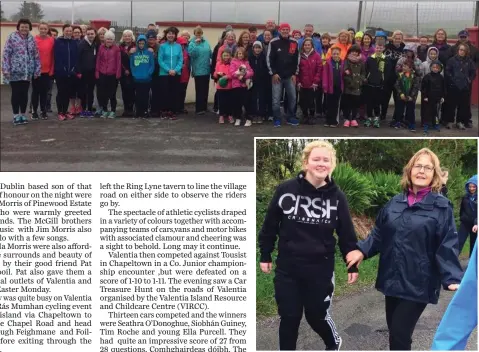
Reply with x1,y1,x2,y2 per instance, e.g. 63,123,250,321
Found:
256,260,477,351
1,86,478,171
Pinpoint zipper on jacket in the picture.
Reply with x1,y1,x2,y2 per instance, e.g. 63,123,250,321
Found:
68,40,71,74
170,44,173,70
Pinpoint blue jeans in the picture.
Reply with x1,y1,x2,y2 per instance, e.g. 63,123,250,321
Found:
272,77,296,121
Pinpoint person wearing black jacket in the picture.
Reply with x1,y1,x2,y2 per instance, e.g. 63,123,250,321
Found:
347,148,463,351
266,23,300,127
381,31,405,122
420,60,445,134
119,30,136,117
458,175,477,257
77,27,98,117
259,140,359,351
248,41,269,123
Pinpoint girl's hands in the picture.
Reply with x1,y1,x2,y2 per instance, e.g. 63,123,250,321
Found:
260,262,272,274
346,250,364,269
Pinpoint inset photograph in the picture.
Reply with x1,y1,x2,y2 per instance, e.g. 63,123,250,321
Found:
256,138,478,351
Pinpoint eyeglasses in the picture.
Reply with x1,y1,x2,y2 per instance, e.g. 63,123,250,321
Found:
413,164,434,173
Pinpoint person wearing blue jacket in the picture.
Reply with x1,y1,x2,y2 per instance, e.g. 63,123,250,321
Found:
297,24,323,55
188,26,212,115
54,24,79,120
158,27,183,119
130,35,155,119
346,147,463,351
458,175,478,257
431,242,477,351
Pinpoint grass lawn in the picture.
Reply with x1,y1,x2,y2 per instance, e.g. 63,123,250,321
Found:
256,237,472,318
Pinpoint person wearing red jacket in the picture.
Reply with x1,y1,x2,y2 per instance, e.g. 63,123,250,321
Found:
297,38,322,125
32,22,54,120
95,30,122,118
177,36,191,115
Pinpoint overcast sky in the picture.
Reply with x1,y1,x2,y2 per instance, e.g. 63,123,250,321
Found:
1,1,475,34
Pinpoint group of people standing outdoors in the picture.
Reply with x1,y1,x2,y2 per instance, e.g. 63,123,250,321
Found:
2,18,478,132
259,140,477,351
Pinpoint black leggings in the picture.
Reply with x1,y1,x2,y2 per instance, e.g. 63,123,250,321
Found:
80,71,96,111
232,87,248,120
159,75,180,113
342,93,361,121
98,74,118,112
10,81,30,115
31,73,50,113
385,296,427,350
56,76,74,114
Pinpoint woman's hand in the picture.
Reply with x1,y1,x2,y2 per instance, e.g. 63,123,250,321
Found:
346,250,364,269
472,225,478,233
447,284,460,291
260,262,272,274
348,272,359,284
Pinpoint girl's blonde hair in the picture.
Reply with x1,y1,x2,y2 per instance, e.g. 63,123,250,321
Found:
400,148,443,192
234,46,248,59
122,29,135,42
301,140,337,175
180,30,190,38
194,26,203,36
98,27,107,35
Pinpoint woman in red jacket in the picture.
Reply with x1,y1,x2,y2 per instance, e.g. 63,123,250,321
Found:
177,36,191,115
298,38,322,125
95,30,122,118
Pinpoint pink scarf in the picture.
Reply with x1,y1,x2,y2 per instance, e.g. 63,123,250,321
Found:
407,187,432,206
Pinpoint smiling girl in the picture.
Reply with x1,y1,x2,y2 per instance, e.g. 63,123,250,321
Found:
259,140,359,351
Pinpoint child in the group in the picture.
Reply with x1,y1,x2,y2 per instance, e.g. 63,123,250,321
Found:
214,49,234,124
322,47,344,127
130,35,155,119
177,36,191,115
342,45,366,127
119,30,136,117
32,22,54,120
78,27,98,118
292,30,302,41
417,35,429,62
445,43,476,130
320,32,331,65
354,31,363,45
420,60,445,135
364,44,386,128
298,38,322,125
359,33,375,120
393,61,420,131
95,30,122,118
396,43,423,78
421,47,439,76
248,41,268,124
458,175,478,257
229,47,254,127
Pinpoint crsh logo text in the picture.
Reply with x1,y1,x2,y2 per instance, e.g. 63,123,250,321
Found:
278,193,338,224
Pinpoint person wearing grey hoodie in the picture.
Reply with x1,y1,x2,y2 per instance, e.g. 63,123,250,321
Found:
421,46,441,76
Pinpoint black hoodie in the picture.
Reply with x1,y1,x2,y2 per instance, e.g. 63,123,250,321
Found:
248,50,268,84
421,60,445,102
77,36,98,73
258,172,358,272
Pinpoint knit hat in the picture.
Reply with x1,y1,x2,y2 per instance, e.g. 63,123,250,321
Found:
146,30,157,40
219,76,229,88
292,29,302,37
429,59,443,72
375,30,387,39
458,30,469,37
355,31,364,39
279,23,291,31
253,40,263,48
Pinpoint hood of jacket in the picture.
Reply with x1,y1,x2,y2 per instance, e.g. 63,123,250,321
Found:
465,175,478,197
426,46,439,64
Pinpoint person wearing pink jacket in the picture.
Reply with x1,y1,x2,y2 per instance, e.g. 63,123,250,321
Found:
229,47,254,127
95,30,122,118
297,38,322,125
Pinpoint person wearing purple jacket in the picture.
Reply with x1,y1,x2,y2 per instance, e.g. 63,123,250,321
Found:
95,30,122,118
322,47,344,127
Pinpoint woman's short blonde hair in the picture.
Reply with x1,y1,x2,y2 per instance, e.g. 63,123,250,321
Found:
180,30,190,38
400,148,443,192
98,27,107,34
301,140,337,174
122,29,135,42
392,30,404,39
337,29,352,44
